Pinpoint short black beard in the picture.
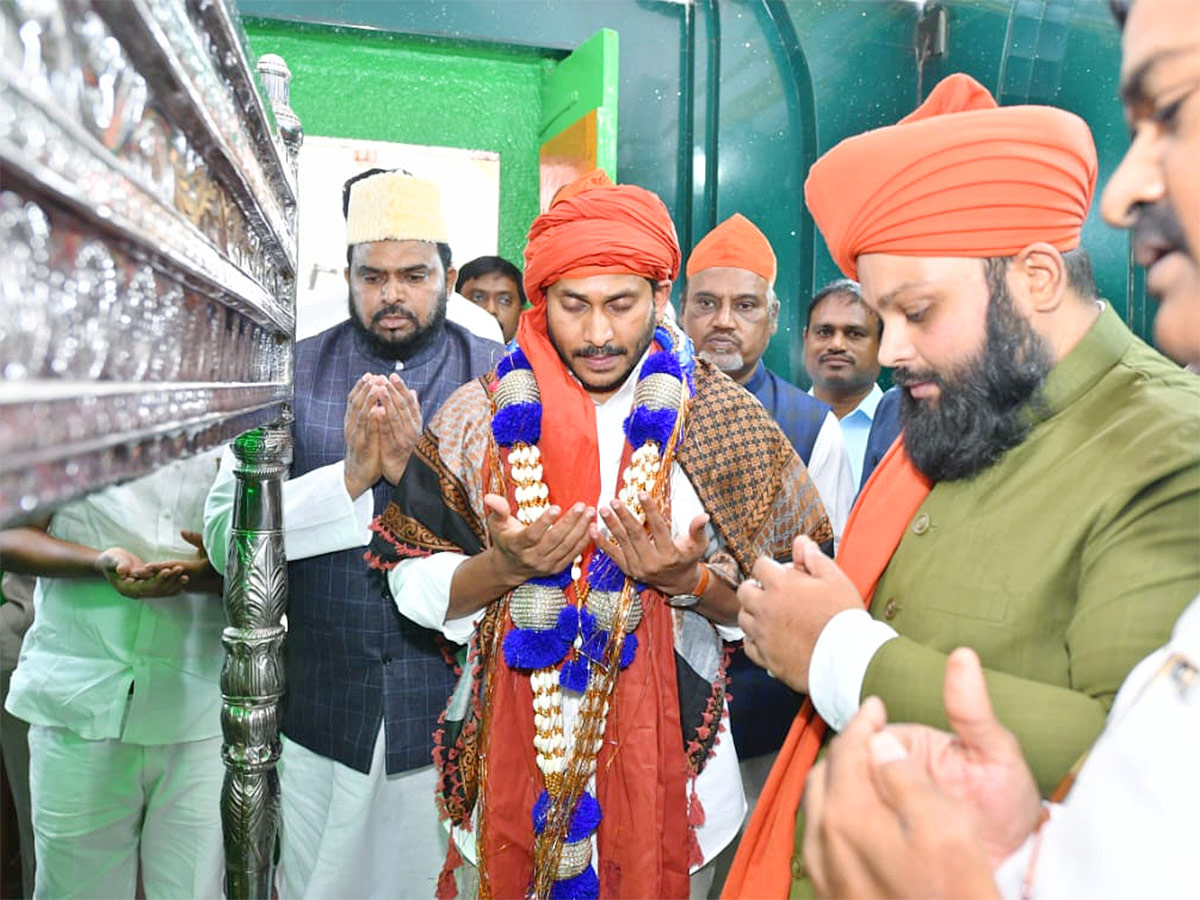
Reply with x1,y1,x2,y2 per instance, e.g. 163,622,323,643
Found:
548,307,657,394
347,288,447,361
897,269,1053,482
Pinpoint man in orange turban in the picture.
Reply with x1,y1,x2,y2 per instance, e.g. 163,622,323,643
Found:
367,172,832,899
723,73,1199,899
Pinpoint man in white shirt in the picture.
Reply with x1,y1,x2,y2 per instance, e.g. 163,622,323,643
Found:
2,449,226,899
365,171,831,899
803,279,901,489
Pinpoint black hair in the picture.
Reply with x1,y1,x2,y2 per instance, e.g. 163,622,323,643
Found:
455,255,526,303
806,278,883,337
342,167,453,274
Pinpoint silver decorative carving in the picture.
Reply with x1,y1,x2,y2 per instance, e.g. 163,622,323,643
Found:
221,421,291,899
2,5,301,890
255,54,302,181
1,0,295,328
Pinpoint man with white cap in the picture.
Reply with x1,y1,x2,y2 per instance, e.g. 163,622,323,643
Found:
204,170,502,897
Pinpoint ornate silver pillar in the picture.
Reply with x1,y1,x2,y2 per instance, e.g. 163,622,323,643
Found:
216,52,303,899
220,421,292,898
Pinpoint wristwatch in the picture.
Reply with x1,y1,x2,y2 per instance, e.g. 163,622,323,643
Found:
667,563,710,609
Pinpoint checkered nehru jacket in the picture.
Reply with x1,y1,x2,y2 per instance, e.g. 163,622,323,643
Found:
286,319,501,774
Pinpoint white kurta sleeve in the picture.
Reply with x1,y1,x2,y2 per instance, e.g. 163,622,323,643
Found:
203,445,374,574
388,552,483,645
807,608,898,731
806,412,856,546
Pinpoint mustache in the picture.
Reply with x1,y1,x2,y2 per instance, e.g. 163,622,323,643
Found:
574,344,626,358
892,367,945,389
819,351,852,363
1131,201,1190,256
371,305,419,327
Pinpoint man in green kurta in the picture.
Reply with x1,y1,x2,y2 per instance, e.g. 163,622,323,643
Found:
727,73,1200,898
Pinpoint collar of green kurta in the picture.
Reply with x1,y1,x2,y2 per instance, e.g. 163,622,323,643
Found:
1029,301,1132,427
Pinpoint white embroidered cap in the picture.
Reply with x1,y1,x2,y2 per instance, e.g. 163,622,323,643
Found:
345,172,449,246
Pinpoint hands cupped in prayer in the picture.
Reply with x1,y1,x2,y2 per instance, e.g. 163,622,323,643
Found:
484,494,593,583
592,491,708,597
96,530,220,599
802,648,1040,899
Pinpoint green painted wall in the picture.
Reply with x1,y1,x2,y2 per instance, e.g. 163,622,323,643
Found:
242,18,551,266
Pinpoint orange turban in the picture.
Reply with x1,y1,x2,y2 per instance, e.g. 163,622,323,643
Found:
805,73,1098,279
522,170,681,305
685,213,777,286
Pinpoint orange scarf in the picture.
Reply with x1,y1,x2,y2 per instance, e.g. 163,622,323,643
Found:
721,437,932,899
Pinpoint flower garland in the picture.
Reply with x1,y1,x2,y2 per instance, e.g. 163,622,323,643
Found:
489,325,692,900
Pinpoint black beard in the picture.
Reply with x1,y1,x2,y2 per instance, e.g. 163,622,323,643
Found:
347,288,447,361
897,274,1053,482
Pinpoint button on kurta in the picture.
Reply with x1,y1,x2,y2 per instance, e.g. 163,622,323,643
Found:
883,597,898,620
791,856,806,880
911,512,930,534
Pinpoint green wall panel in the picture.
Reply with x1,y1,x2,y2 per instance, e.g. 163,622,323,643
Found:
241,18,549,267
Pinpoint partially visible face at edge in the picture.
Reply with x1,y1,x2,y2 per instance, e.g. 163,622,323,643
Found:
680,267,776,384
1102,0,1200,366
346,240,449,360
461,271,523,342
856,253,1054,481
544,273,669,398
803,292,883,400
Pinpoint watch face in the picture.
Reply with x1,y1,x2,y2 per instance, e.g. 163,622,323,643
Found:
667,593,701,609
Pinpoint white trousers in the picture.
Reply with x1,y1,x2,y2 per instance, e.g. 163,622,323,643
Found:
277,729,447,899
27,724,224,899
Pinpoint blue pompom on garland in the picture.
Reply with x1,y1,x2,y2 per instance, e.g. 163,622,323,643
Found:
640,346,683,379
550,867,600,900
620,632,638,669
586,551,625,592
493,402,542,447
653,324,674,353
530,787,603,898
559,653,591,692
531,789,603,841
625,405,679,449
503,605,576,670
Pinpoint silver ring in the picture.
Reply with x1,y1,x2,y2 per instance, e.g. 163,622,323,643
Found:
747,578,764,590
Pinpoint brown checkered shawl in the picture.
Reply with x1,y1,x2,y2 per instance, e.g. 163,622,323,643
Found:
677,358,833,574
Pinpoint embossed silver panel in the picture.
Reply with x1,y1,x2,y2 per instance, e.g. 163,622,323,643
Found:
0,0,297,525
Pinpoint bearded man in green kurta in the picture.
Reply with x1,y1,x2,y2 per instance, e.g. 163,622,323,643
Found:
726,72,1200,899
